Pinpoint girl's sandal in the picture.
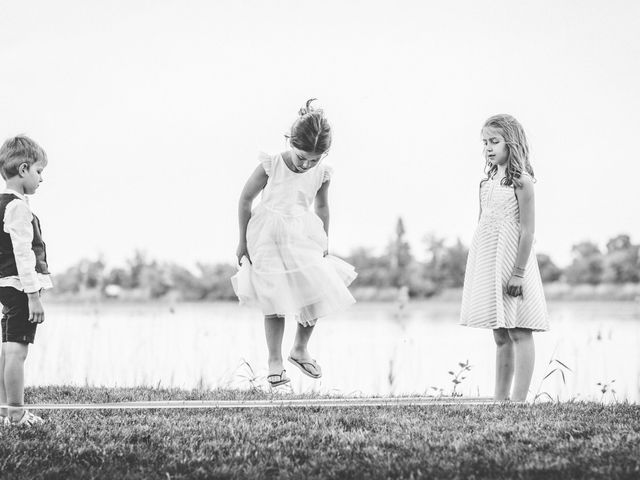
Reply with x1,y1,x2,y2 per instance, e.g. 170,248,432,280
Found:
288,356,322,379
267,370,291,387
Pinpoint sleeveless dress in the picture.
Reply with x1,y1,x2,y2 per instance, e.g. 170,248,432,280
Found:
231,152,357,326
460,175,549,331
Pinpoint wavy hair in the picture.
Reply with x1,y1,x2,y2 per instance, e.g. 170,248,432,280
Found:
482,114,535,188
285,98,332,154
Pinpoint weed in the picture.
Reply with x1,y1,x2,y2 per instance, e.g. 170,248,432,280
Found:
448,360,472,397
596,379,617,403
534,357,572,403
387,358,396,391
427,386,445,398
427,360,473,397
235,359,263,392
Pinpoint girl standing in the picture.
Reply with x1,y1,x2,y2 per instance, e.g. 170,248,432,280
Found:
232,100,356,387
460,114,548,402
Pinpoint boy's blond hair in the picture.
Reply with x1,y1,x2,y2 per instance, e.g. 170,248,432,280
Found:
0,135,48,180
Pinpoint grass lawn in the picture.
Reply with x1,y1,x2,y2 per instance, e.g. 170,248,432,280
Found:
0,386,638,479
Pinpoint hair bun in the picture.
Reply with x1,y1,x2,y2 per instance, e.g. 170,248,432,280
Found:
287,98,332,154
298,98,318,117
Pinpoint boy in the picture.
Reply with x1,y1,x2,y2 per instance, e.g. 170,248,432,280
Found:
0,135,51,426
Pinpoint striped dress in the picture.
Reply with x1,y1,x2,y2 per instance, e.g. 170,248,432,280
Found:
460,175,549,331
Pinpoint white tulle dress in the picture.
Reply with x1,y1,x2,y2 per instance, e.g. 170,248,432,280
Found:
231,152,357,326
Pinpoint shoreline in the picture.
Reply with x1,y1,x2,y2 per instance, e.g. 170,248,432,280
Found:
43,282,640,304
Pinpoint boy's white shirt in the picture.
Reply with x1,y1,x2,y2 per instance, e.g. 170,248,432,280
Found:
0,188,52,293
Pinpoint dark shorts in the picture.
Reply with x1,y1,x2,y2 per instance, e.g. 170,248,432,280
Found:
0,287,36,344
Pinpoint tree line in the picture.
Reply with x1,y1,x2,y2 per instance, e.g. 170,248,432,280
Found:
50,219,639,301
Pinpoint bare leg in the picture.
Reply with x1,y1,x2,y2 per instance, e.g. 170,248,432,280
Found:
0,344,6,417
264,315,285,376
508,328,535,402
493,328,514,401
290,322,315,361
3,342,29,421
289,322,321,377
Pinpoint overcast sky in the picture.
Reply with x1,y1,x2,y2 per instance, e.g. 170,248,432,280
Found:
1,0,638,272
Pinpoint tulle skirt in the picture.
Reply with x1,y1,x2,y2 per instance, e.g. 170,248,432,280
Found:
231,206,357,326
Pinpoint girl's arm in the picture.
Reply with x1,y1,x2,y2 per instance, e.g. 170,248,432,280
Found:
506,176,535,296
237,165,268,264
315,180,330,255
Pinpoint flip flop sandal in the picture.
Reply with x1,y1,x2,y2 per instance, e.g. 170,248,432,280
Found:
266,370,291,387
288,356,322,379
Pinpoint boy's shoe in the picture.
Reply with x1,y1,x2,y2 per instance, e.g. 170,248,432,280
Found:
12,410,44,426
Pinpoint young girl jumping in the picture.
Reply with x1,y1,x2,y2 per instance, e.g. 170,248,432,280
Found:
232,99,357,387
460,114,548,402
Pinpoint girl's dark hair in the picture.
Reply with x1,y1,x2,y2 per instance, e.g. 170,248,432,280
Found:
285,99,332,154
482,114,535,188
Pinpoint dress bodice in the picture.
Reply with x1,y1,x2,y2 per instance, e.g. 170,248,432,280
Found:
258,152,331,217
479,176,520,231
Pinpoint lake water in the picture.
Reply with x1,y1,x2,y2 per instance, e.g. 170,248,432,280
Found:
25,300,640,402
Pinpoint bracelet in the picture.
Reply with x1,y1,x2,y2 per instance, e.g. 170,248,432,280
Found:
513,274,524,278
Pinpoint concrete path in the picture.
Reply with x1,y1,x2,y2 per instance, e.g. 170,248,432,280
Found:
10,397,497,410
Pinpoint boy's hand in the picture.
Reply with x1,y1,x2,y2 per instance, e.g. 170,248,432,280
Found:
27,292,45,323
